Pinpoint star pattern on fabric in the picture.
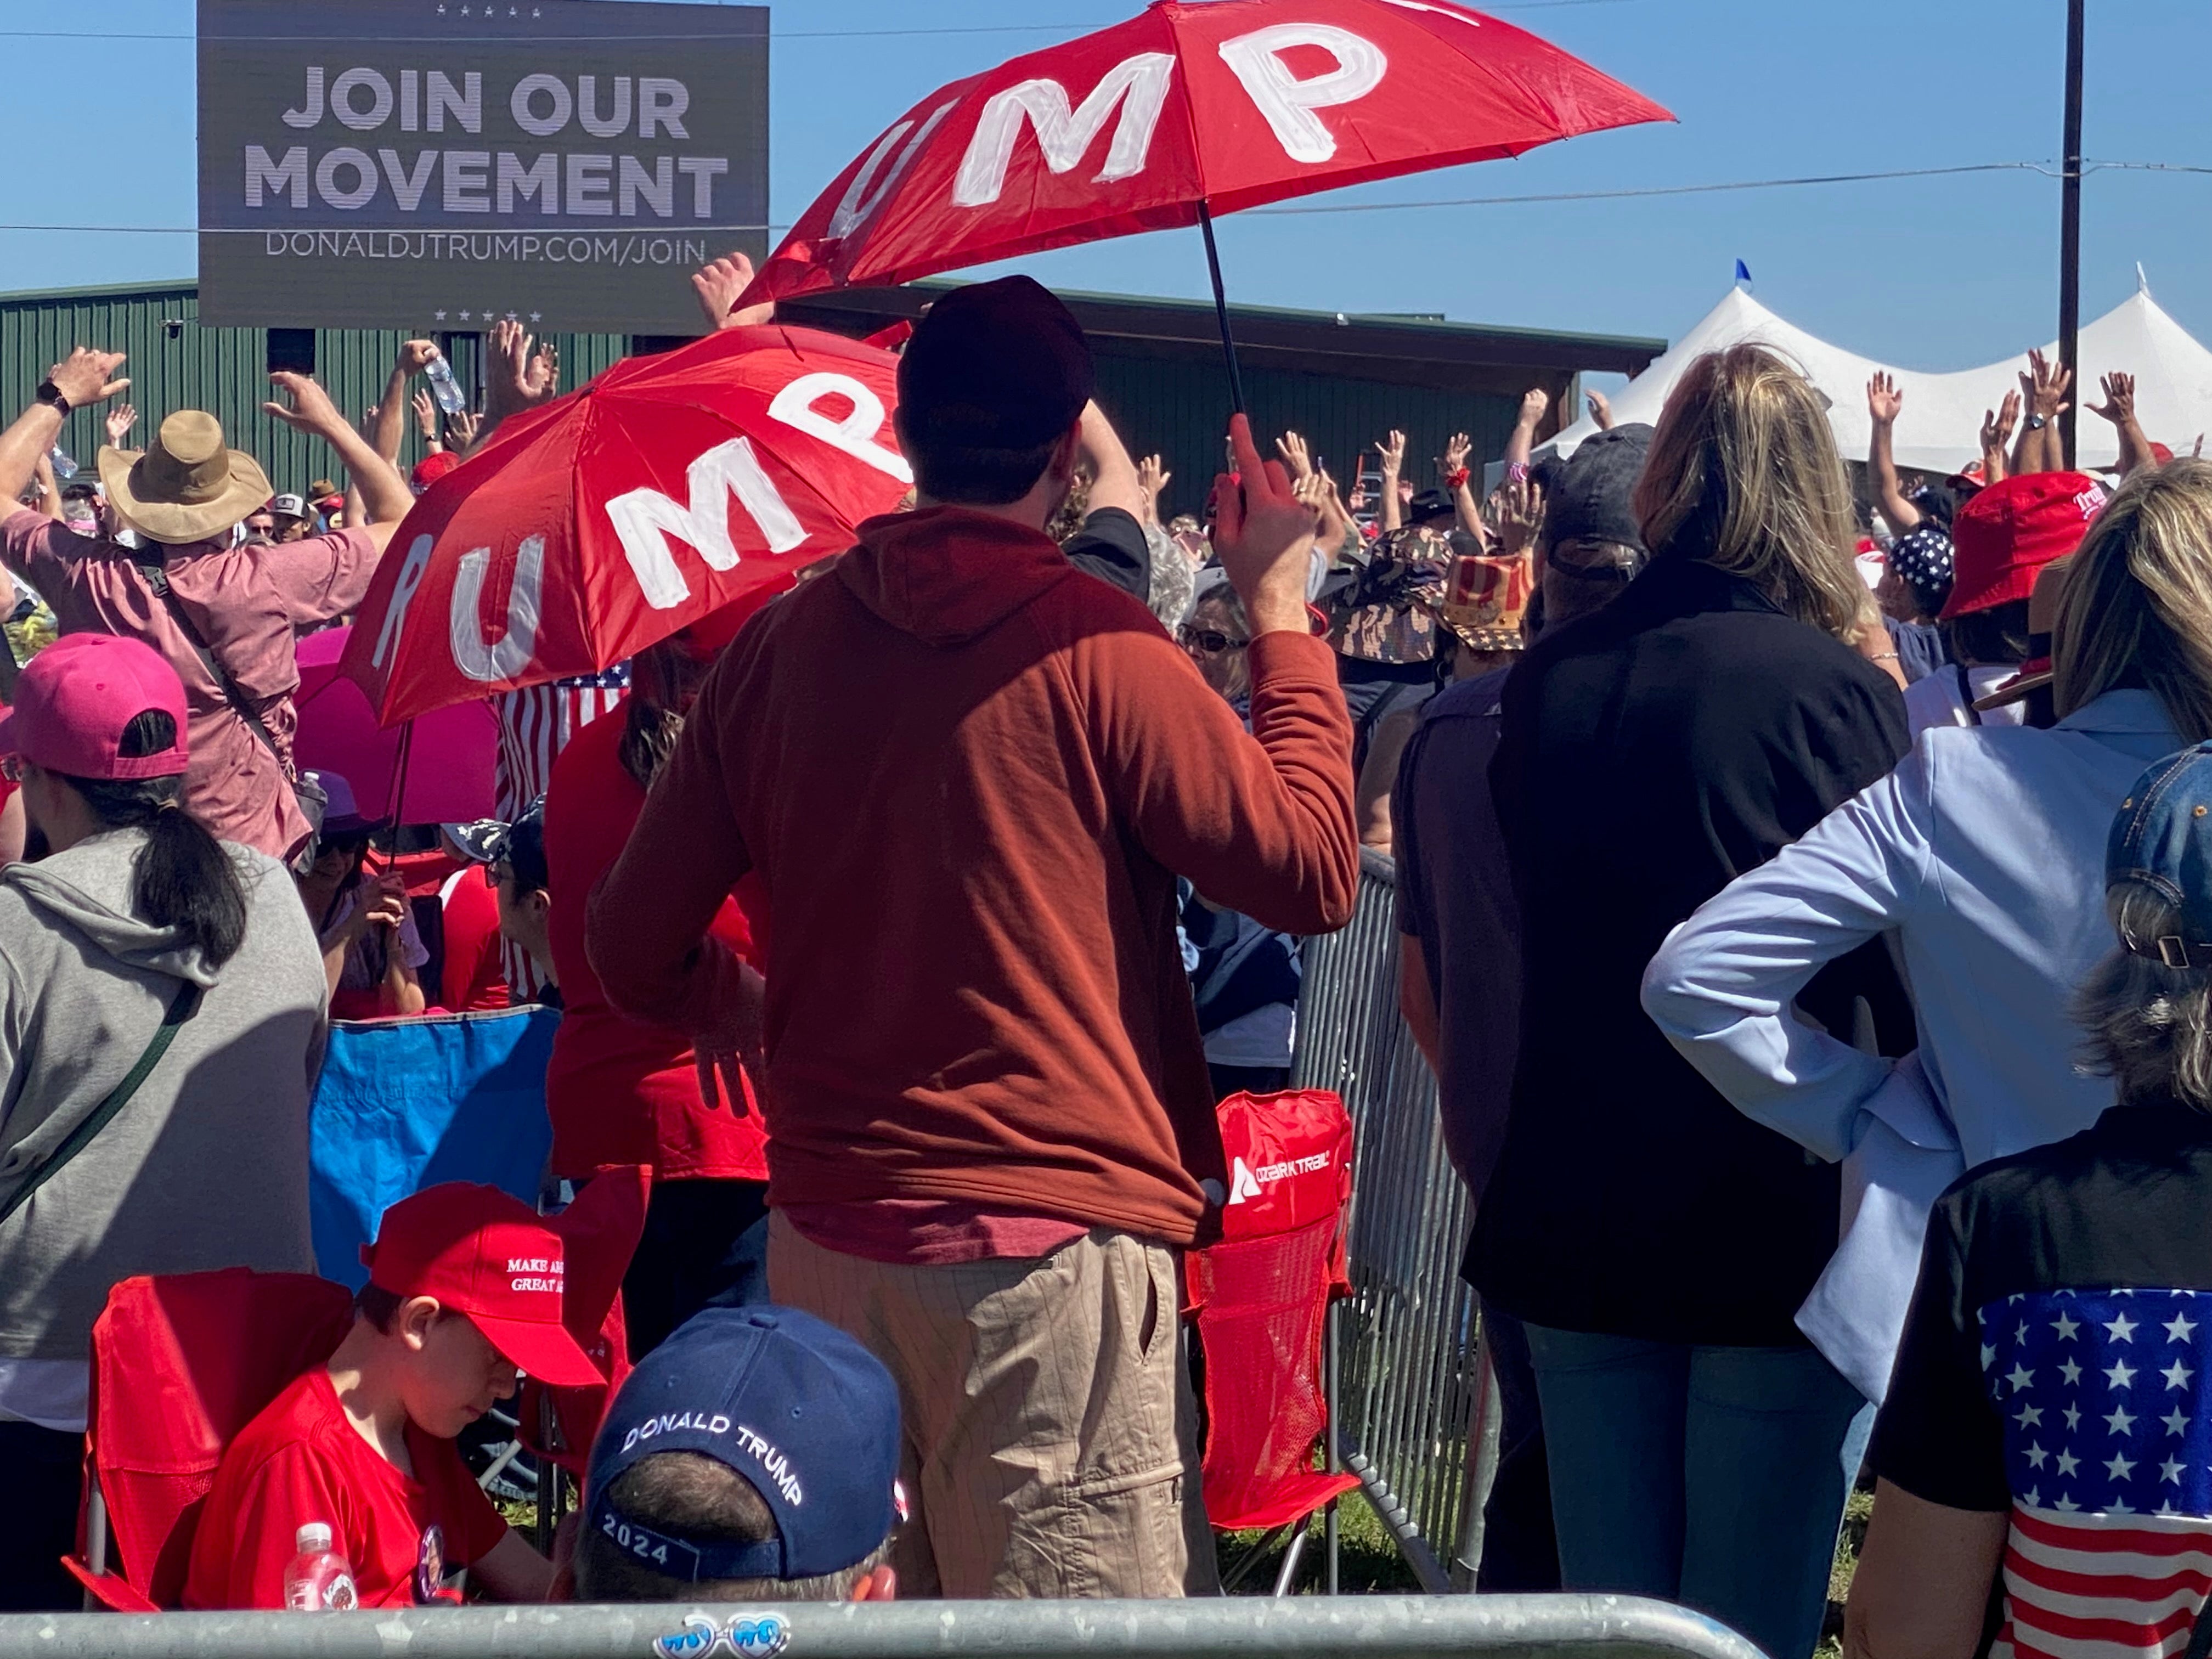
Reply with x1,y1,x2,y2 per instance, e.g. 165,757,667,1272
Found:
1982,1289,2212,1518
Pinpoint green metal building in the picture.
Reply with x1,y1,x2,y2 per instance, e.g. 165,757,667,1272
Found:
1,278,1662,518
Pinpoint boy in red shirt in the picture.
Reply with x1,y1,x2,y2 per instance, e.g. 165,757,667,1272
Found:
184,1184,605,1609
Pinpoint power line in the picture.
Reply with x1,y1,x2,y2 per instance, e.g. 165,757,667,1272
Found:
0,159,2200,236
1243,162,2066,215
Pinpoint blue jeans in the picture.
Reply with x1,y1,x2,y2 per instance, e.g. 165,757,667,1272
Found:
1522,1326,1865,1659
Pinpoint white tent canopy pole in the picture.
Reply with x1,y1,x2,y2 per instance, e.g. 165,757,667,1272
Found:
1545,278,2212,476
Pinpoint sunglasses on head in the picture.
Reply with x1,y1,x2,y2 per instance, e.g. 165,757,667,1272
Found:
1177,625,1248,655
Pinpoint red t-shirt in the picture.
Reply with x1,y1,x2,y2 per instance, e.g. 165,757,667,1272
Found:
183,1368,510,1610
438,865,512,1014
542,704,769,1183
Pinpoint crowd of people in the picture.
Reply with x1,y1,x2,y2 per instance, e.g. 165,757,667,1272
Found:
0,246,2205,1659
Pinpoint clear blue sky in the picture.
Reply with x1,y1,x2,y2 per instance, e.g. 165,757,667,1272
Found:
4,0,2207,374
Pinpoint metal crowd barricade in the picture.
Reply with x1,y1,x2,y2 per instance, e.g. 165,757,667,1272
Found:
1293,848,1489,1588
0,1593,1768,1659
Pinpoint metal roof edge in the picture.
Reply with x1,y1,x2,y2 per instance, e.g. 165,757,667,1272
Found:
895,274,1667,357
0,278,201,307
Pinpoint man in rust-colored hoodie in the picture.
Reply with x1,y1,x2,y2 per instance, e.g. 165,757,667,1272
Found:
588,277,1356,1599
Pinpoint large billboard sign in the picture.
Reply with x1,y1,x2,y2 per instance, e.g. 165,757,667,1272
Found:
197,0,768,333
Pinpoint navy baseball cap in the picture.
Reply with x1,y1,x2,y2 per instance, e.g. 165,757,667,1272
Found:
2107,743,2212,968
586,1306,900,1583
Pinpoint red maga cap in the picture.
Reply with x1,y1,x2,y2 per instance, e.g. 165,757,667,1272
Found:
362,1183,604,1387
0,634,189,781
1942,470,2107,620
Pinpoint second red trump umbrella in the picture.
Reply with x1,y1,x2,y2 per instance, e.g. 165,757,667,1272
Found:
738,0,1671,398
341,324,913,726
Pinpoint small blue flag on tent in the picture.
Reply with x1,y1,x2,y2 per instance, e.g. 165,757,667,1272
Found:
1734,258,1753,285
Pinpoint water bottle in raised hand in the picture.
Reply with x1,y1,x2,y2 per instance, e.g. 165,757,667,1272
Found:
425,352,468,419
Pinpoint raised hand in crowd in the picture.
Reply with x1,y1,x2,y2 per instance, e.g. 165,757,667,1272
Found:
1313,468,1355,554
1136,454,1170,524
2013,346,2071,475
1504,385,1550,474
1215,413,1319,638
365,340,442,466
1376,428,1407,533
2087,370,2157,476
444,406,480,454
477,319,561,448
1586,388,1614,431
264,370,411,544
103,402,137,449
1866,371,1904,426
1494,474,1545,557
411,388,443,453
690,250,776,333
1274,429,1315,483
0,347,127,508
1865,371,1919,537
1075,400,1144,522
1978,388,2019,486
1440,431,1485,544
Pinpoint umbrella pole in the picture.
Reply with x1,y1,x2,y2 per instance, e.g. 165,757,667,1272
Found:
1197,203,1248,416
387,717,419,830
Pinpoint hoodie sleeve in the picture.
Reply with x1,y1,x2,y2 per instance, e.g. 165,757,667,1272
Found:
585,660,758,1045
1087,624,1359,935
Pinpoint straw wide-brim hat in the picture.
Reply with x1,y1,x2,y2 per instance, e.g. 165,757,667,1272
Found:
98,411,273,546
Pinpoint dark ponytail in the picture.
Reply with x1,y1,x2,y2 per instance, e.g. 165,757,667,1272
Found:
618,694,682,793
618,639,703,793
61,710,249,968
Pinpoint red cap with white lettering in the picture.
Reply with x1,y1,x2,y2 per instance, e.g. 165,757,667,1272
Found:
362,1182,604,1387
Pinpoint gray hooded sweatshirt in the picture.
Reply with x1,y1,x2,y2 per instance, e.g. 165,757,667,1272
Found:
0,828,328,1368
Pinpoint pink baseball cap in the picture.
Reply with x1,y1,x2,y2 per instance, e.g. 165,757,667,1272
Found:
0,634,190,781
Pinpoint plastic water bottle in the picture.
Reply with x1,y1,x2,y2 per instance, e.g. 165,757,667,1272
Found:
283,1522,358,1611
47,445,76,481
424,353,468,418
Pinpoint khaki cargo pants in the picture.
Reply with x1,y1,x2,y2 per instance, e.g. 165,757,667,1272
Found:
768,1211,1218,1599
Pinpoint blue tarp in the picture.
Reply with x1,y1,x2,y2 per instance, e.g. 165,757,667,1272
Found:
308,1006,558,1288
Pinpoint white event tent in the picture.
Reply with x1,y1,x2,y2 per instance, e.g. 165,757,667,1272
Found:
1544,277,2212,476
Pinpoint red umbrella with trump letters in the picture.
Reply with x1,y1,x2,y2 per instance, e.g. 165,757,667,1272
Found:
738,0,1671,404
341,323,912,725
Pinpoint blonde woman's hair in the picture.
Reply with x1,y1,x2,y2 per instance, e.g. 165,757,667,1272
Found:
1632,343,1865,640
2052,459,2212,743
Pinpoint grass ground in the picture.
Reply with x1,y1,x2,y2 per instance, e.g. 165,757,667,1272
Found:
1815,1485,1876,1659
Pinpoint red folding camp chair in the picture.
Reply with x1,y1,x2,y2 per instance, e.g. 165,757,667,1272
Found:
65,1172,649,1610
66,1268,356,1611
1190,1087,1362,1596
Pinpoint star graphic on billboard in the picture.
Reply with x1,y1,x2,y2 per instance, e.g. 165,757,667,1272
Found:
433,310,447,321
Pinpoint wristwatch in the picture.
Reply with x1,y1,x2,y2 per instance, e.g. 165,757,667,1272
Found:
2025,413,2048,431
32,380,69,417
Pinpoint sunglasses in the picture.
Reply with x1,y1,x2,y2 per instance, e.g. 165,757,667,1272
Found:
0,755,24,782
1177,626,1249,656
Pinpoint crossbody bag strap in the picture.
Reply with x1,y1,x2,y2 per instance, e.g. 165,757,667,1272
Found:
131,556,295,778
0,978,204,1230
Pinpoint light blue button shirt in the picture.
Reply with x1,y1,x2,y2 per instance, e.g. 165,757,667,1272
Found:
1641,689,2183,1397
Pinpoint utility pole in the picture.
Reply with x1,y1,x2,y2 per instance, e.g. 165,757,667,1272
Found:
2058,0,2085,468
